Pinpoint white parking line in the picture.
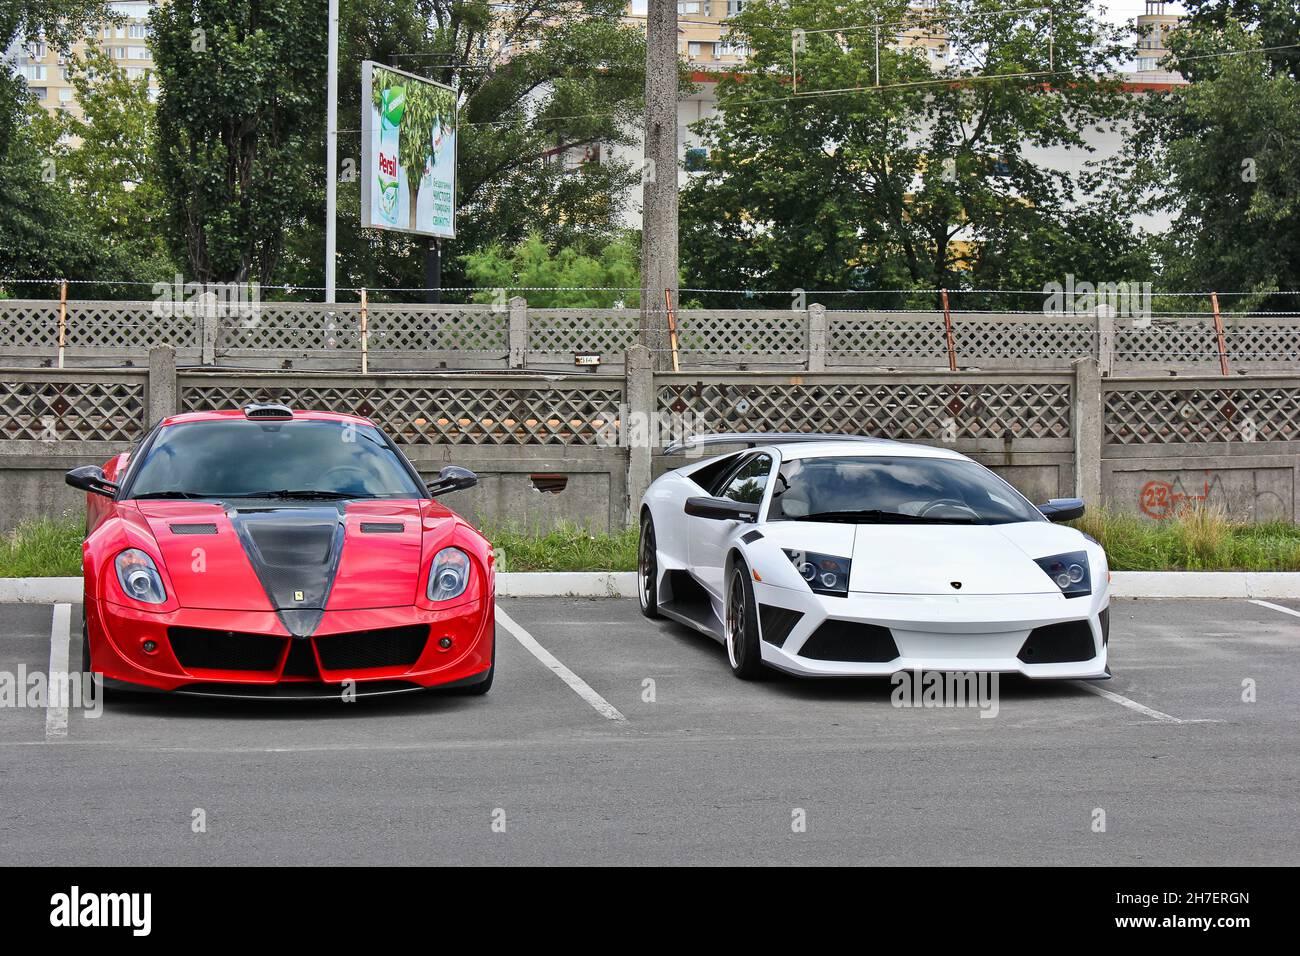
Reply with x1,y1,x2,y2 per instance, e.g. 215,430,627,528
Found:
1249,600,1300,621
495,604,626,722
45,603,72,740
1071,681,1183,723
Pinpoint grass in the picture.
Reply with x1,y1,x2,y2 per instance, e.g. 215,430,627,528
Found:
3,510,1297,576
0,516,84,577
483,521,638,572
1071,507,1300,572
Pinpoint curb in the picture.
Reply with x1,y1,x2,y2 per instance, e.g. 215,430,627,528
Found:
0,571,1295,603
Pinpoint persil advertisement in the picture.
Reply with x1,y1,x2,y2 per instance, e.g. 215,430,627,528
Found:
360,61,457,238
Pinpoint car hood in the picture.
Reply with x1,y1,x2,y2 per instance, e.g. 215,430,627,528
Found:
135,499,432,627
845,522,1062,595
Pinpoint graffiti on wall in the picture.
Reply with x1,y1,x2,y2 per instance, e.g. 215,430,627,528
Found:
1137,470,1290,521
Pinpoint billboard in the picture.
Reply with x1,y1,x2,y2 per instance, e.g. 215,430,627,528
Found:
360,61,457,238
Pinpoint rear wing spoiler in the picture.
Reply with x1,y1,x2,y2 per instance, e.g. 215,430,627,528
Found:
661,432,888,456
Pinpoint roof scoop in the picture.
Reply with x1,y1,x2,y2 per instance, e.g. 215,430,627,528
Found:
243,402,294,420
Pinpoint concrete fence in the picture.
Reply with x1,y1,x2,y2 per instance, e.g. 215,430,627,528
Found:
1,345,1296,533
3,298,1298,374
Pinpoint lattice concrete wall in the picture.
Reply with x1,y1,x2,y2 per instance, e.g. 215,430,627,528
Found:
178,374,624,446
1,356,1297,532
5,299,1295,374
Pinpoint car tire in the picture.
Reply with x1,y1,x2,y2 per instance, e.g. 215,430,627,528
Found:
81,619,91,673
638,513,660,619
725,556,764,680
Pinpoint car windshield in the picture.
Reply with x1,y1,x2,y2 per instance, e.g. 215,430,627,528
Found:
768,455,1043,525
126,420,423,499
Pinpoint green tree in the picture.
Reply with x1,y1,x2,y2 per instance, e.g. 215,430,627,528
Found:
49,46,176,279
462,232,640,307
277,0,646,299
1117,11,1299,305
0,101,112,288
150,0,326,283
680,0,1133,307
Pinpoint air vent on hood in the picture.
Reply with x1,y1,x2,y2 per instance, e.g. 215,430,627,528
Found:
170,523,218,535
360,522,404,534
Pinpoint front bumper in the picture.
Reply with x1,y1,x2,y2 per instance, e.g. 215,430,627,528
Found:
86,596,494,694
752,581,1109,679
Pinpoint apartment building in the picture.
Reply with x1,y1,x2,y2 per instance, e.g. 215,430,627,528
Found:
11,0,158,117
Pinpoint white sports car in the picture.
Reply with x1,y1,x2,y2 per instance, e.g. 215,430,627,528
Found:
637,434,1111,680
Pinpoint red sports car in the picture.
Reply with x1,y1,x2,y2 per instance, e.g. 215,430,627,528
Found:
65,402,495,699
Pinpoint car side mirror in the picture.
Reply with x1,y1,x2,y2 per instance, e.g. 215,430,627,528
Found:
1039,497,1085,523
66,465,119,499
684,496,759,522
427,465,478,496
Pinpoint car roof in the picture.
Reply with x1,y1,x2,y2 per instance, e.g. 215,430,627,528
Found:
159,409,376,428
752,439,971,463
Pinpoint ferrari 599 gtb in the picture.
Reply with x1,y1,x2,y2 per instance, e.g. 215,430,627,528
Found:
65,403,494,698
638,434,1110,681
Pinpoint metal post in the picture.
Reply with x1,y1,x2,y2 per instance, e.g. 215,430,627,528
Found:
664,289,680,372
941,288,957,371
425,239,441,305
1211,291,1229,376
325,0,339,304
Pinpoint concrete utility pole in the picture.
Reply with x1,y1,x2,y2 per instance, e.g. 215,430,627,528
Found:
639,0,678,368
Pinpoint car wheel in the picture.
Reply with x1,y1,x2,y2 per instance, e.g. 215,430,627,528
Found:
725,557,764,680
81,620,91,673
638,513,660,619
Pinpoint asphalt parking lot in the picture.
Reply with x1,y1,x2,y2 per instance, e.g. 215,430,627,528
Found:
0,596,1297,866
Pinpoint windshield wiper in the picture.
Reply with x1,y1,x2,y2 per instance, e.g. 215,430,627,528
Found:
792,509,978,524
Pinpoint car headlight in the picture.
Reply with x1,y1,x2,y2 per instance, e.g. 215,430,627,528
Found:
783,548,851,598
115,548,167,605
1035,551,1091,598
427,547,471,602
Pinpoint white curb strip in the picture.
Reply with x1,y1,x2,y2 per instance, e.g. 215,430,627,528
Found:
0,572,1295,602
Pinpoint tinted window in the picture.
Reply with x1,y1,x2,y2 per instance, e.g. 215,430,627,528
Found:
719,454,771,504
128,420,422,498
768,455,1041,524
687,454,741,495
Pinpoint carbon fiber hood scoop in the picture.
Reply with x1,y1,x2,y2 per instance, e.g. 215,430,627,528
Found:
228,506,346,638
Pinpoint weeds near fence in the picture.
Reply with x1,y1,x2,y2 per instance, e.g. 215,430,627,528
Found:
2,510,1296,576
0,516,83,577
1072,507,1300,572
482,521,638,573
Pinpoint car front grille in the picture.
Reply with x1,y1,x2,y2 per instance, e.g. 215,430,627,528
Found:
798,620,900,662
281,638,320,678
168,624,429,675
168,627,285,672
1017,619,1096,664
314,625,429,671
